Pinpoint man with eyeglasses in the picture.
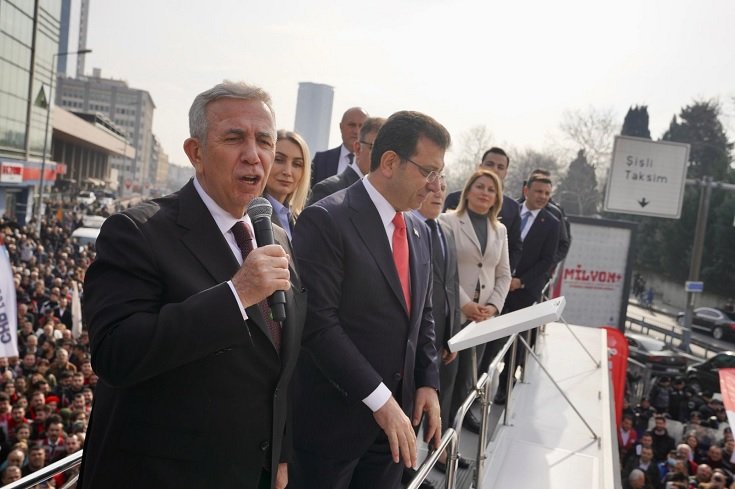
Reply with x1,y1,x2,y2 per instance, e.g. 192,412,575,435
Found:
292,111,449,489
307,117,386,205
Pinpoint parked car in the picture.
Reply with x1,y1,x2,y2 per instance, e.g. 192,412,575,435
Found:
76,191,96,205
686,351,735,393
71,226,101,248
97,190,117,207
625,332,688,375
677,307,735,340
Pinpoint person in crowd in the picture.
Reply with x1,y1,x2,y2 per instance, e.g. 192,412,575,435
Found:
291,110,448,488
78,81,306,489
622,446,660,489
619,415,639,463
651,416,677,463
439,168,511,426
691,463,713,488
308,117,386,205
311,107,369,186
650,376,673,414
626,468,651,489
1,465,21,485
263,130,311,240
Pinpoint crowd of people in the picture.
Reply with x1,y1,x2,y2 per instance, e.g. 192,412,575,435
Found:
619,374,735,489
0,201,102,486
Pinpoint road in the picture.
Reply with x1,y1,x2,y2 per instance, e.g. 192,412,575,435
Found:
625,302,734,359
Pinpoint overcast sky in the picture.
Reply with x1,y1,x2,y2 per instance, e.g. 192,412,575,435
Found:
69,0,734,168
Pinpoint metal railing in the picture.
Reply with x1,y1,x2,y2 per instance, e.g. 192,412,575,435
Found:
4,451,82,489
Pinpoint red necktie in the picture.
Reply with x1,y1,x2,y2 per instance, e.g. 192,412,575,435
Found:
392,212,411,315
231,222,282,353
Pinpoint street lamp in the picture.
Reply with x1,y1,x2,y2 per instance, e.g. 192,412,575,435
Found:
36,48,92,236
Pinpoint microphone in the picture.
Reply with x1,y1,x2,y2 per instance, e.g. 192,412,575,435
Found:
246,197,287,322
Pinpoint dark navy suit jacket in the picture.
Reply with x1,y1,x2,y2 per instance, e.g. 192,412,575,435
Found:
292,181,440,459
311,145,342,187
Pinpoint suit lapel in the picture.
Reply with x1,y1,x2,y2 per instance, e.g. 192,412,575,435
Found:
347,184,408,316
177,182,238,285
457,214,483,256
405,213,427,322
176,182,272,346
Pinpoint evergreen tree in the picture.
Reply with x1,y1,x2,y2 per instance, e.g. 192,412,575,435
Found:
663,100,732,180
621,105,651,139
555,149,599,215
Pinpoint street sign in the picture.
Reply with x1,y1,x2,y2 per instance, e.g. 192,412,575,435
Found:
604,136,690,219
685,281,704,293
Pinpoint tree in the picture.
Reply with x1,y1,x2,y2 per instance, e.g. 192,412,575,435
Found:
621,106,651,139
445,125,493,192
555,149,600,216
632,100,734,296
504,149,560,200
558,106,620,176
663,100,733,181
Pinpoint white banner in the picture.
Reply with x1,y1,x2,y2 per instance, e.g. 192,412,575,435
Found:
0,246,18,358
71,281,82,340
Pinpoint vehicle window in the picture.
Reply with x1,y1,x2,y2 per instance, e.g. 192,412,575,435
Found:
712,355,735,368
698,311,717,319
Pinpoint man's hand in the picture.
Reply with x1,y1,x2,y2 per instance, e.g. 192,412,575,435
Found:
509,277,522,291
373,397,416,467
413,386,441,449
441,348,457,365
232,244,290,307
275,462,288,489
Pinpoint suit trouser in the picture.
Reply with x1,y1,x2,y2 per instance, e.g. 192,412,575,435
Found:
291,431,403,489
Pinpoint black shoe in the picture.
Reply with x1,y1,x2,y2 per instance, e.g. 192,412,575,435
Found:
493,391,507,405
402,467,437,488
463,411,481,433
435,454,471,473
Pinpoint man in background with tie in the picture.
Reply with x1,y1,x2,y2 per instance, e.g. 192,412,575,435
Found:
311,107,369,186
291,111,448,489
494,174,560,404
79,81,306,489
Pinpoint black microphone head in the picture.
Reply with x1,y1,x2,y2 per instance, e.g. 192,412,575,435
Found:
247,197,273,222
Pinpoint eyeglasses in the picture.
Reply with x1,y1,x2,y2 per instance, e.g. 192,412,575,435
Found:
359,140,373,150
400,155,445,183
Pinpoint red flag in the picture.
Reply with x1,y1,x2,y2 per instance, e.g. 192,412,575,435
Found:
604,327,629,426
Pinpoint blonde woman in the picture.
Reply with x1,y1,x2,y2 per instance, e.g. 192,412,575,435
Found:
263,129,311,240
440,168,511,430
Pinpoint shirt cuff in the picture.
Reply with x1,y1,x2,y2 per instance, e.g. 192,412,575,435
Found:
227,280,249,321
362,383,392,412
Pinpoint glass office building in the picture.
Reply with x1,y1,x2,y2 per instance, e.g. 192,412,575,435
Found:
0,0,61,160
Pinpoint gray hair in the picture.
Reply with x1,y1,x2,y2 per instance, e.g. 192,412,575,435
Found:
628,469,644,482
188,80,275,141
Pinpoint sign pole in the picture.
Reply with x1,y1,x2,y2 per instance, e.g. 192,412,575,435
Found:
681,177,713,352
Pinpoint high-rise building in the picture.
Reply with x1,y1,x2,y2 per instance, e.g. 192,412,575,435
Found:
56,70,155,195
294,82,334,155
58,0,72,75
1,0,61,161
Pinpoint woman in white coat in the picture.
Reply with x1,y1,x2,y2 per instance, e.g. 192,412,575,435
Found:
440,168,511,431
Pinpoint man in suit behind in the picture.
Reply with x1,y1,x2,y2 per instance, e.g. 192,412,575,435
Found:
79,81,306,489
494,174,560,404
307,117,386,205
291,111,449,489
311,107,368,187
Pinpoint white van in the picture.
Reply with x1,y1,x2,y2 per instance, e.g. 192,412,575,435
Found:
71,227,101,247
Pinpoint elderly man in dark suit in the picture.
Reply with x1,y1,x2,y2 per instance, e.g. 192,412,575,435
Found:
291,111,449,489
307,117,385,205
311,107,368,186
79,81,306,489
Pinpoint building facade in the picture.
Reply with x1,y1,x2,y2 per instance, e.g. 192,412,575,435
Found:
0,0,63,224
294,82,334,155
56,70,155,196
